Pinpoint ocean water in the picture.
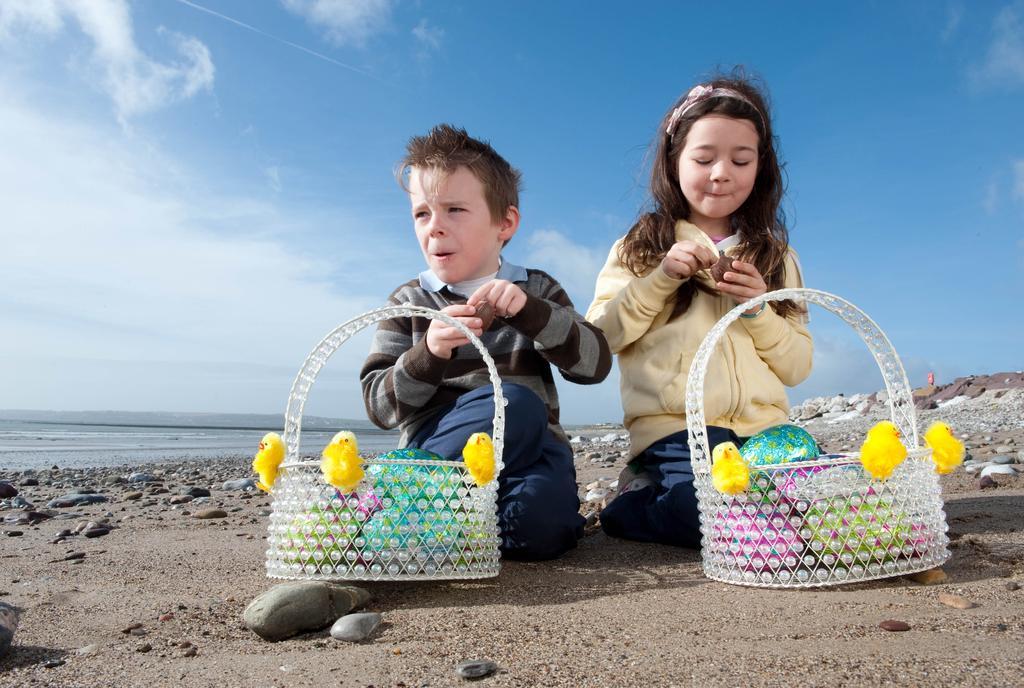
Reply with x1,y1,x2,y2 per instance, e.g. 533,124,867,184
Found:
0,412,401,470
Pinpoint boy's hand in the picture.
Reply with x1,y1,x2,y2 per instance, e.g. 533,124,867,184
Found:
716,259,768,313
425,304,483,359
467,280,527,319
661,241,717,280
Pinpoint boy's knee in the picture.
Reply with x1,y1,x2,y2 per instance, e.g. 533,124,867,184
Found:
498,473,583,561
500,383,546,424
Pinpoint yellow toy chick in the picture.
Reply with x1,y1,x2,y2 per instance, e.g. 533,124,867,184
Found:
711,441,750,495
321,430,364,492
859,421,908,481
924,421,965,474
253,432,285,493
462,432,495,487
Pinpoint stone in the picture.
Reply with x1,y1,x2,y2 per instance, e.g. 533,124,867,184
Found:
136,643,152,653
994,445,1013,454
181,645,197,657
168,496,193,505
1006,581,1020,591
0,482,17,499
193,509,227,519
907,567,948,585
77,644,100,656
0,601,18,659
3,531,23,537
180,487,210,498
879,620,911,632
4,510,50,526
128,473,158,483
330,612,382,642
598,432,619,443
979,475,998,489
124,491,143,500
223,478,256,491
584,487,609,503
43,659,64,668
47,493,108,508
981,465,1016,478
243,582,371,641
20,478,38,487
83,526,111,538
938,593,976,610
456,659,498,679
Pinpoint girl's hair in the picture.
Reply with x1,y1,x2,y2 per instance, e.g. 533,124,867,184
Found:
620,71,803,320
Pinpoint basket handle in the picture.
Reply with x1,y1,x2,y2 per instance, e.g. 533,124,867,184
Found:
281,304,506,476
684,288,917,471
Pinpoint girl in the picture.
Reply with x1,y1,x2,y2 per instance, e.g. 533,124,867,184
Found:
586,74,812,547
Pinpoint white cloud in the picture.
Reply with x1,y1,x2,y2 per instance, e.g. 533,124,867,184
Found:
0,90,403,415
412,18,442,53
0,0,214,122
281,0,392,47
970,2,1024,87
515,229,605,309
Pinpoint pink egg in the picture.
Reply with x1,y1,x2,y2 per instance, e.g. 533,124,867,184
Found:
712,509,803,572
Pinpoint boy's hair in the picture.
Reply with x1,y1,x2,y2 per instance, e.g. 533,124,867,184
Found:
620,68,802,320
398,124,522,224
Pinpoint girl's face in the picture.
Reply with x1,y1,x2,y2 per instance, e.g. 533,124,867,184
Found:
676,114,760,235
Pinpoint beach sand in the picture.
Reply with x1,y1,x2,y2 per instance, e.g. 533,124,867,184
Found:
1,421,1022,687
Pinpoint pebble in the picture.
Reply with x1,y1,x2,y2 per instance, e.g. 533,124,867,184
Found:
83,526,111,538
993,445,1013,454
128,473,158,483
136,643,152,653
47,493,108,508
980,464,1016,478
979,475,998,490
243,582,371,641
990,455,1014,464
330,612,382,642
223,478,256,491
937,593,976,610
879,620,911,632
907,568,948,585
121,623,143,634
3,530,23,537
180,487,211,498
1005,581,1020,591
193,509,227,519
584,487,609,503
456,659,498,679
124,491,143,501
43,659,65,668
77,644,100,656
181,645,197,657
168,496,193,505
0,601,18,659
20,478,38,487
0,482,17,499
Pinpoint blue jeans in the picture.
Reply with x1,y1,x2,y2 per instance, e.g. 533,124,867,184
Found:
601,427,746,548
409,383,584,561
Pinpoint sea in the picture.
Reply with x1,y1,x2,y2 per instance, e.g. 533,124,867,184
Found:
0,410,401,471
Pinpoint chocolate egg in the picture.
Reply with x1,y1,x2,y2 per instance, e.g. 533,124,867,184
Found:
474,300,496,330
741,424,820,467
710,253,734,283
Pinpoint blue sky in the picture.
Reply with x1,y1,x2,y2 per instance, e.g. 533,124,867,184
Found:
1,0,1022,424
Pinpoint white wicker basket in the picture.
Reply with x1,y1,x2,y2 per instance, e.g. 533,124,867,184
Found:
686,288,951,588
264,305,506,581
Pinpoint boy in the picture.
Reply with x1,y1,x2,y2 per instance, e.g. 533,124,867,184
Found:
361,124,611,561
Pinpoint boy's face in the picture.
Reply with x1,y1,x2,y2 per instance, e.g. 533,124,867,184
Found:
409,166,519,284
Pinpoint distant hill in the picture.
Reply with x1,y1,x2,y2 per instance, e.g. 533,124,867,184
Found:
0,409,378,431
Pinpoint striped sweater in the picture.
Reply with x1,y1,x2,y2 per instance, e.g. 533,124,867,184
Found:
360,261,611,446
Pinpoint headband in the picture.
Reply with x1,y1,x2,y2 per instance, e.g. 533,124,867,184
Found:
665,84,767,137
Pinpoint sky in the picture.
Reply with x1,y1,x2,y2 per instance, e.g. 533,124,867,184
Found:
1,0,1022,424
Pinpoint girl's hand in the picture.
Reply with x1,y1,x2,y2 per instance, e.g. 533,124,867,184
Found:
661,241,717,280
468,280,527,318
425,304,482,359
716,259,768,312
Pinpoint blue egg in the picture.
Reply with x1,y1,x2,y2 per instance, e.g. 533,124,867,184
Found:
740,424,820,467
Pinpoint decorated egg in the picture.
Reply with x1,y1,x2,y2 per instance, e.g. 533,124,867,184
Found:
740,424,820,467
713,508,803,573
802,500,924,564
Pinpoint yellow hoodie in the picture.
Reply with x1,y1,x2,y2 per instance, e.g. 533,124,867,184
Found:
587,220,813,458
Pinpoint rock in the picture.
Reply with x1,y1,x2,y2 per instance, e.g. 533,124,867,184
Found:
4,511,50,526
47,493,108,508
20,478,38,487
879,620,911,632
136,643,152,653
43,659,64,668
907,568,948,585
77,644,100,656
180,487,211,498
0,482,17,499
981,464,1016,478
584,487,609,503
1006,581,1020,591
181,645,197,657
456,659,498,679
124,491,143,501
128,473,159,483
168,496,193,505
193,509,227,519
223,478,256,491
0,601,18,659
585,480,603,490
937,593,976,610
330,612,382,642
3,531,23,537
994,445,1013,454
243,582,371,641
598,432,619,443
83,526,111,538
121,623,143,634
979,475,998,489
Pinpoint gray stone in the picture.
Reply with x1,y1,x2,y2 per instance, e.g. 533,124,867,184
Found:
980,464,1017,478
456,659,498,679
0,482,16,499
83,526,111,538
244,582,371,641
128,473,158,483
180,487,210,498
0,601,18,659
124,491,143,500
990,455,1014,465
19,478,38,487
223,478,256,491
47,493,108,508
994,445,1013,454
330,612,382,642
193,508,227,519
168,495,193,505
